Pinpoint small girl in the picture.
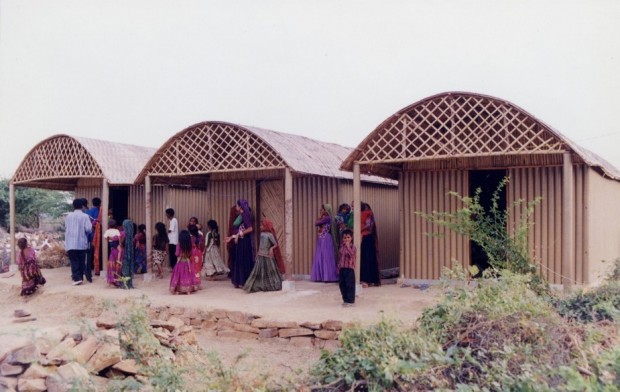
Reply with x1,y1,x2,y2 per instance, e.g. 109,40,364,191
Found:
134,224,147,274
152,222,168,278
243,219,282,293
188,224,204,289
169,230,198,294
103,220,122,287
202,219,229,280
338,229,357,307
17,237,46,296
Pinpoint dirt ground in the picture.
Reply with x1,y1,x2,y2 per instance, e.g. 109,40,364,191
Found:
0,267,439,383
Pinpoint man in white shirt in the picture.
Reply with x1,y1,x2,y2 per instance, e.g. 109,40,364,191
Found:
166,208,179,270
65,199,93,285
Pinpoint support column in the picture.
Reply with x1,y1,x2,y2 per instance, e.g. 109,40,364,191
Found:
102,179,110,271
145,175,152,272
9,183,15,266
284,168,294,282
562,152,574,293
353,164,361,291
398,171,405,282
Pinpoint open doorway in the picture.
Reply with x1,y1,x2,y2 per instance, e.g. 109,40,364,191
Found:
109,187,129,223
469,169,507,277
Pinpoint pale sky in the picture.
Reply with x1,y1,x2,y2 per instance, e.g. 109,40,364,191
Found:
1,0,619,179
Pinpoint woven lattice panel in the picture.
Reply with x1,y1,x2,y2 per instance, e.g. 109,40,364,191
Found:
12,136,103,183
358,94,566,163
149,123,286,175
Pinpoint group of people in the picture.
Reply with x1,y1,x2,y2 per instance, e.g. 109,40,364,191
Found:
17,197,374,308
311,202,381,306
166,200,284,295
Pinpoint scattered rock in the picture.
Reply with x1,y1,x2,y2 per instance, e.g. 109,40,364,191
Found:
0,363,24,377
314,330,338,340
112,359,139,375
17,377,46,392
321,320,343,331
217,330,258,340
278,328,314,338
14,309,31,318
13,316,37,323
8,344,40,365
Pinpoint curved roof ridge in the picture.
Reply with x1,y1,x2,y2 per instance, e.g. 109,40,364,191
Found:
341,91,620,181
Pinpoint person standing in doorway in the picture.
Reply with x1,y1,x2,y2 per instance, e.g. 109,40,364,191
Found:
86,197,102,276
166,208,179,271
65,198,93,285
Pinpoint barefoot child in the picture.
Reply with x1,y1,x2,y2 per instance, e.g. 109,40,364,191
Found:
202,219,229,280
338,229,356,307
17,237,46,296
103,220,122,287
152,222,168,278
169,230,198,294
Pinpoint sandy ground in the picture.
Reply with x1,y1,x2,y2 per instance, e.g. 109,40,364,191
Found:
0,267,439,383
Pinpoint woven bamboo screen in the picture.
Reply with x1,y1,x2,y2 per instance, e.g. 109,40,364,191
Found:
147,122,286,177
12,136,103,185
344,93,569,176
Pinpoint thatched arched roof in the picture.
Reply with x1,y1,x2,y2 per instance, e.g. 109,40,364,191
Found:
11,134,156,190
138,121,393,185
341,92,620,180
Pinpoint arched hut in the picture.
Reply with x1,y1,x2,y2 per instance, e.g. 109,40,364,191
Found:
136,121,398,278
341,92,620,288
10,134,156,267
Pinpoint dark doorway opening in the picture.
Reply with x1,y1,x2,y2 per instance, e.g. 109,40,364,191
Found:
469,169,507,277
109,187,129,224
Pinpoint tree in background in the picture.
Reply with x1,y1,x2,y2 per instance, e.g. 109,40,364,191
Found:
0,178,72,230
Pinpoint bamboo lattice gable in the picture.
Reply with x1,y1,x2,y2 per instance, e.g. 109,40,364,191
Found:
341,92,620,180
138,121,395,186
11,134,156,190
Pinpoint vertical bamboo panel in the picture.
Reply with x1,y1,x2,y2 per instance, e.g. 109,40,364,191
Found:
74,187,100,204
401,170,468,280
508,166,587,285
257,180,285,261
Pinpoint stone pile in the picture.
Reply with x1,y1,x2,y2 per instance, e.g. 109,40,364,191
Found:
0,309,202,392
148,305,344,350
2,232,67,270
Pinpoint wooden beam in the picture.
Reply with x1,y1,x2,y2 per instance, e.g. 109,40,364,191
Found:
145,175,152,272
9,182,15,266
102,179,109,271
562,152,574,292
284,168,293,280
353,164,361,287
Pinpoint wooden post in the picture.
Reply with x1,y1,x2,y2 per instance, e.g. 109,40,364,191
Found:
284,168,294,281
353,164,361,288
562,152,574,293
145,175,152,271
102,179,109,271
9,182,15,266
398,171,405,282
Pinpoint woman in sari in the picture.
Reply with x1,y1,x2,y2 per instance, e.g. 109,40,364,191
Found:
104,220,122,287
310,204,339,282
226,199,255,288
335,203,354,244
17,237,46,296
188,224,204,289
360,202,381,286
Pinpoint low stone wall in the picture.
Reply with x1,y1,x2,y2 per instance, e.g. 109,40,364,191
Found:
147,305,344,350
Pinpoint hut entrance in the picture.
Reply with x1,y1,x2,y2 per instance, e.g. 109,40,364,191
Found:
257,180,285,252
469,169,506,277
109,187,129,223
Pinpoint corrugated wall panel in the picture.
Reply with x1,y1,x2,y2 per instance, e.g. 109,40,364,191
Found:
75,187,100,204
292,176,340,276
402,171,468,280
339,182,400,271
508,166,587,285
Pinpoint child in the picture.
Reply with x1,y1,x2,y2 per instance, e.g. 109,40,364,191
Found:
169,230,198,294
103,220,122,287
134,224,147,274
202,219,229,280
338,229,356,307
188,224,204,289
17,237,46,296
152,222,168,278
243,219,282,293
